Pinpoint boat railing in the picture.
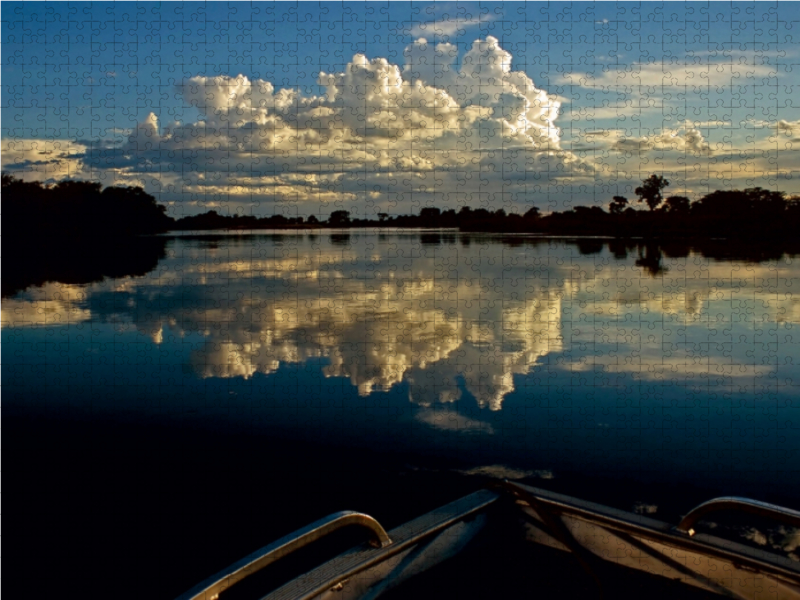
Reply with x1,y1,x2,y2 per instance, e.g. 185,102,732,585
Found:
676,496,800,536
176,484,799,600
175,511,392,600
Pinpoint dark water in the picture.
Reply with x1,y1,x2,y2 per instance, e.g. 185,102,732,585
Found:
5,231,800,598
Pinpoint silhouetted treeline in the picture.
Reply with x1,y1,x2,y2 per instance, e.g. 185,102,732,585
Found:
171,206,540,231
400,186,800,238
5,173,800,240
2,174,172,239
527,187,800,238
173,188,800,239
173,210,307,230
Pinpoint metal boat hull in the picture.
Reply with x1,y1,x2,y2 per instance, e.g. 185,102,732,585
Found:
177,483,800,600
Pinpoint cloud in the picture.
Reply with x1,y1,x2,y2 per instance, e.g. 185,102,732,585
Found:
7,39,800,212
415,409,494,434
608,126,713,155
776,119,800,135
409,14,494,38
0,139,89,183
686,120,730,128
559,60,776,92
69,36,590,215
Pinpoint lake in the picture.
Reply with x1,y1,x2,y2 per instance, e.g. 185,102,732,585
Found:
4,231,800,598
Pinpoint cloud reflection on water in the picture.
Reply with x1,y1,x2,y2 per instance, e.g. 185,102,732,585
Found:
3,233,799,411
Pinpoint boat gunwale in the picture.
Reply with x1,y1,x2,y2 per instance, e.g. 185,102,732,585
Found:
176,484,800,600
262,489,500,600
507,481,800,583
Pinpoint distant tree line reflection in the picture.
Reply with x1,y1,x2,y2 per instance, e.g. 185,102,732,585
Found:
5,234,798,300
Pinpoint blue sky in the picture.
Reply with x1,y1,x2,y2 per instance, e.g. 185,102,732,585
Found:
3,1,800,217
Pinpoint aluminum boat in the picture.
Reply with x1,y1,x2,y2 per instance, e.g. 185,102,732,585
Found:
177,481,800,600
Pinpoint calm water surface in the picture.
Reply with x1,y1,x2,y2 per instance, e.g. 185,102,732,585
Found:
5,231,800,597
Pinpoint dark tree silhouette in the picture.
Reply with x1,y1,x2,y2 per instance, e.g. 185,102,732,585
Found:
692,188,785,219
635,175,670,211
523,206,541,220
609,196,629,215
663,196,690,214
2,173,172,238
788,196,800,219
328,210,351,226
419,207,441,219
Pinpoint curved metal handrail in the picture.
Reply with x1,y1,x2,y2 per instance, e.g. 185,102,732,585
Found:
176,510,392,600
677,496,800,535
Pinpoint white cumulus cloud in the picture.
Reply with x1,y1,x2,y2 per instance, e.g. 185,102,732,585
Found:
73,37,590,215
409,14,494,38
609,126,713,155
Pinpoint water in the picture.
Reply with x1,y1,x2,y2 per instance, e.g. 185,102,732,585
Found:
4,231,800,598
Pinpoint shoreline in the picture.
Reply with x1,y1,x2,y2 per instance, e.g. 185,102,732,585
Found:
157,227,800,244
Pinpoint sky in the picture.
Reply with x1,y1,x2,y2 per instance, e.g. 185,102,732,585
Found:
2,1,800,217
